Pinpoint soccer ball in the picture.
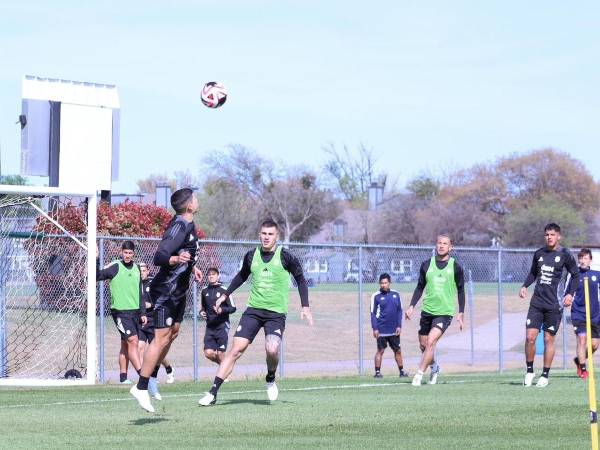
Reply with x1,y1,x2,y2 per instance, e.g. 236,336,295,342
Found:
201,81,227,108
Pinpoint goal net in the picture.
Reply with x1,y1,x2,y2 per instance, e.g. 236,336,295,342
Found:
0,186,97,386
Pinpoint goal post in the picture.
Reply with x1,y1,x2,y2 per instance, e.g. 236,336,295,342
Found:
0,185,97,386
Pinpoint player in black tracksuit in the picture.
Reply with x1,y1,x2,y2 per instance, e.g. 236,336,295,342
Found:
519,223,578,387
200,267,237,365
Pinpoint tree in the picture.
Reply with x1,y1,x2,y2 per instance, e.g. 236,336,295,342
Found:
323,142,387,203
136,171,198,194
504,195,587,247
202,145,340,242
0,174,27,185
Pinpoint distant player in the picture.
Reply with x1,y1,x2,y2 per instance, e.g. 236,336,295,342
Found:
370,273,407,378
200,267,236,366
96,240,146,384
130,188,202,412
137,262,175,385
198,219,313,406
405,234,465,386
519,223,578,387
567,248,600,379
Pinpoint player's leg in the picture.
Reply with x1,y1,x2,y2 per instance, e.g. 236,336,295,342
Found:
419,327,444,372
263,313,286,401
389,336,407,377
524,305,543,386
374,337,386,378
125,334,142,372
575,328,587,378
204,348,221,364
161,357,175,384
536,309,561,387
412,314,432,386
119,339,130,383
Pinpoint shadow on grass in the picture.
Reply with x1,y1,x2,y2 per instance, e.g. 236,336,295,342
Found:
218,399,293,406
130,417,169,426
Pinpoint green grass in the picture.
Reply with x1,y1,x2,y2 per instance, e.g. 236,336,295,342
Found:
0,372,597,449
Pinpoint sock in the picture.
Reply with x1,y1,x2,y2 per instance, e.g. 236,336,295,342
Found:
136,369,141,376
417,369,424,376
165,365,173,374
375,367,381,374
526,361,534,373
398,366,403,373
151,366,160,378
119,373,127,383
574,356,580,368
581,362,587,372
266,370,276,383
209,377,224,396
541,367,550,378
137,376,149,391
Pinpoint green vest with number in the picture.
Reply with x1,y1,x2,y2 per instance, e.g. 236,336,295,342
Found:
423,257,457,316
248,246,290,314
108,260,141,311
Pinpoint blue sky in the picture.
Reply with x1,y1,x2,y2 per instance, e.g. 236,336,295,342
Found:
1,1,599,193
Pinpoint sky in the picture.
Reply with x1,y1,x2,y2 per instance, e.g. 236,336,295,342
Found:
0,1,599,194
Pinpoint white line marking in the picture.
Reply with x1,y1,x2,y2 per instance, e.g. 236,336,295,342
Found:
0,378,490,410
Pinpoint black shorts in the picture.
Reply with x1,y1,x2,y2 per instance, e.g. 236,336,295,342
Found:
138,315,155,343
377,335,400,351
204,324,230,351
526,304,562,336
572,321,600,339
111,311,140,341
153,295,187,329
234,307,286,343
419,312,453,336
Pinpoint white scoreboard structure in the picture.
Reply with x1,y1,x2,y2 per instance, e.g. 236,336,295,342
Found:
20,75,120,192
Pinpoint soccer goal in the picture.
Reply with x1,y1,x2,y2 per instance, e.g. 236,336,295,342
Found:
0,185,97,386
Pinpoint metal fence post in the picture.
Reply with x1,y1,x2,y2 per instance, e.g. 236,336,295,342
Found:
468,269,475,366
358,246,364,376
497,248,504,373
193,281,199,382
98,237,105,384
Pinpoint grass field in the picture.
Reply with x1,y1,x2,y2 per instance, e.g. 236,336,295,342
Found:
0,371,597,449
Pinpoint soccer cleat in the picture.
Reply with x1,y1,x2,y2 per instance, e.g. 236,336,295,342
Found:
523,372,535,387
412,372,423,386
536,376,549,387
429,364,440,385
223,378,230,383
148,377,162,400
198,392,217,406
119,379,133,385
374,372,383,379
166,371,175,384
130,385,155,413
399,370,409,378
266,381,279,401
574,357,582,378
581,370,589,380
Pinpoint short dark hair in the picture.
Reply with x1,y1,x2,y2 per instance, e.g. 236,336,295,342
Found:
544,223,561,233
379,273,391,282
139,262,148,269
207,267,220,275
260,219,279,231
122,240,135,251
578,248,593,259
437,233,452,244
171,188,194,214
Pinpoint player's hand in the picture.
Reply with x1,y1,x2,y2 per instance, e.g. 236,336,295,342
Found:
140,315,147,325
405,306,414,320
373,330,380,338
519,287,528,299
395,327,401,336
145,301,152,309
213,306,223,314
215,294,228,309
457,313,464,331
301,307,314,326
563,294,573,307
193,266,203,282
199,310,207,320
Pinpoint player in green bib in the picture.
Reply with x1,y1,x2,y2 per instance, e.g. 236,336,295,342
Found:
199,220,313,406
405,234,465,386
96,240,147,384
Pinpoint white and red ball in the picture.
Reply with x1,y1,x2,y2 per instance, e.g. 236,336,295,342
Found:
201,81,227,108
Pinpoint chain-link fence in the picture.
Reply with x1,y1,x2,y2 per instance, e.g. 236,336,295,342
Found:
95,238,581,383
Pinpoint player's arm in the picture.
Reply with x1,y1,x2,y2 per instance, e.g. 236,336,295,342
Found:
153,221,188,267
406,260,429,319
563,252,579,307
282,249,313,325
370,293,379,338
199,288,207,319
219,292,237,315
397,295,403,335
454,262,465,330
96,260,118,281
221,252,252,298
520,252,539,298
137,269,147,324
